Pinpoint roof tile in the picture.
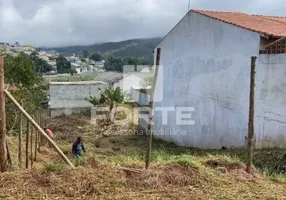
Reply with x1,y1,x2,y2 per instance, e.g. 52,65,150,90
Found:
192,10,286,37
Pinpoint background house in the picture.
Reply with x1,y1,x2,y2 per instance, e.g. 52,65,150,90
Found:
152,9,286,149
95,70,153,103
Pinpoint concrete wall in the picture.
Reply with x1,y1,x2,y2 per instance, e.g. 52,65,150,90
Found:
152,11,261,149
49,81,107,117
131,87,150,106
255,54,286,147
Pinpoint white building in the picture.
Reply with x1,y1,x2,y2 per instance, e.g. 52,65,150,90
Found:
94,60,105,68
152,9,286,149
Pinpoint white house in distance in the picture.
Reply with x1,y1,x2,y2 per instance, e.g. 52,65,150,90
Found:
152,9,286,149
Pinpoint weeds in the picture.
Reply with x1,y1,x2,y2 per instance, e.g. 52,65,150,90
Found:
43,162,64,172
75,156,86,167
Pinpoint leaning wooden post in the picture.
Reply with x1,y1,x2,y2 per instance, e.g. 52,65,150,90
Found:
30,115,33,168
4,90,74,168
25,120,29,169
0,55,7,172
246,56,257,174
145,53,160,170
18,101,23,168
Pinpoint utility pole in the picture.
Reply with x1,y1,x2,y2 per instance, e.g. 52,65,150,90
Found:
188,0,191,11
0,55,7,172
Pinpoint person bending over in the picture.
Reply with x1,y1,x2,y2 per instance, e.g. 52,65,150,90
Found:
72,136,85,158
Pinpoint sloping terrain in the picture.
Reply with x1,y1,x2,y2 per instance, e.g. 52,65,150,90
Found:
41,38,162,63
1,115,286,199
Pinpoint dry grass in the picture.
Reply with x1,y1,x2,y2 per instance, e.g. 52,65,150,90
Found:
1,156,286,199
1,114,286,199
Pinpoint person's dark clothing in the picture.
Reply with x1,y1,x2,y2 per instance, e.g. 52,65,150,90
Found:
72,139,85,157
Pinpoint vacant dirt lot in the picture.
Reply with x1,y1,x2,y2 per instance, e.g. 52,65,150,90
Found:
1,114,286,199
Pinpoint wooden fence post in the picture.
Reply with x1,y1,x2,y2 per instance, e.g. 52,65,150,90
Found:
30,116,33,168
246,56,257,174
38,109,41,152
18,101,23,168
0,55,7,172
5,90,74,167
25,120,29,169
145,51,160,170
34,111,38,161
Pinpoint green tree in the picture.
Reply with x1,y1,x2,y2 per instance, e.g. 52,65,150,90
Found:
104,56,149,72
82,49,89,58
4,53,47,131
86,87,128,123
89,53,102,61
104,56,123,72
5,53,42,88
29,52,53,73
123,57,148,71
56,55,71,74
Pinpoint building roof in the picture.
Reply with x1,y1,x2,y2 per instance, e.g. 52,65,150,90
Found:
192,10,286,37
95,72,123,84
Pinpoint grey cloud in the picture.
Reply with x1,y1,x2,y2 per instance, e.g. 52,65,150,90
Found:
1,0,286,47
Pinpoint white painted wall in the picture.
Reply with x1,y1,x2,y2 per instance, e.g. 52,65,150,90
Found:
255,54,286,148
152,11,261,149
131,87,150,106
49,81,107,117
114,74,144,96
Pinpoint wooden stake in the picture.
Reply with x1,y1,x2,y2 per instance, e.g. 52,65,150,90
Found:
30,116,33,168
25,120,29,169
0,55,7,172
38,109,41,152
6,141,12,166
18,101,23,168
145,48,161,170
246,56,257,174
5,90,74,167
34,111,38,161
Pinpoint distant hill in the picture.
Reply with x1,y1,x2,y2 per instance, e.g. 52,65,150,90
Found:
40,38,162,63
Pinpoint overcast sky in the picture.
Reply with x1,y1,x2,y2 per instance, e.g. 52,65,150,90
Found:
0,0,286,47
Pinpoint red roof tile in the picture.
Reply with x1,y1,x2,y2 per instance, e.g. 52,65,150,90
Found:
192,10,286,37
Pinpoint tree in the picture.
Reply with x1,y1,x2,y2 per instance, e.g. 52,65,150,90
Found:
86,87,128,123
82,50,89,58
2,54,48,171
5,53,43,88
104,56,123,72
29,52,53,73
104,56,149,72
56,55,71,74
89,53,102,61
4,53,47,130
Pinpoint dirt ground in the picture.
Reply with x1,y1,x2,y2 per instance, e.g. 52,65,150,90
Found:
1,114,286,200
